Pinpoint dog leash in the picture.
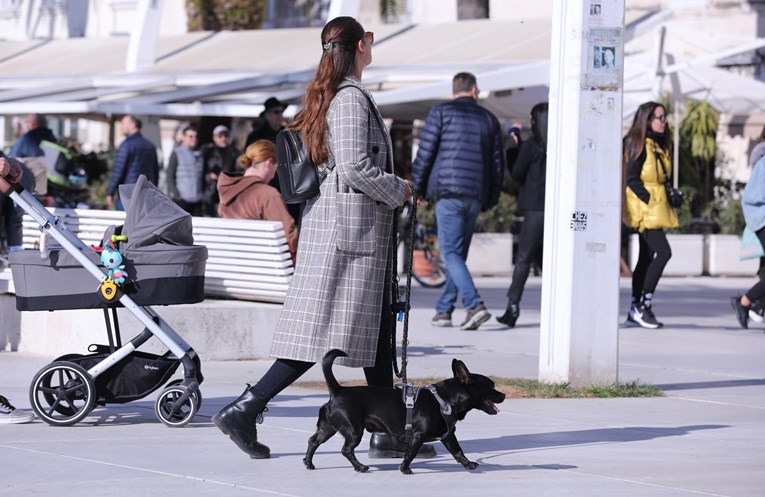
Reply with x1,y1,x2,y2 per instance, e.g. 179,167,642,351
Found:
392,196,418,386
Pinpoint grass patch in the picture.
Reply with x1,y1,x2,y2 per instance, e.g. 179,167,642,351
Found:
293,378,663,399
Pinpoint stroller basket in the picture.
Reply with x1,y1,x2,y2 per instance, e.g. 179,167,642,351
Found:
56,345,180,404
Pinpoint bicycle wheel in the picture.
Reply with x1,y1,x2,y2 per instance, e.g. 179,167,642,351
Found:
412,248,447,288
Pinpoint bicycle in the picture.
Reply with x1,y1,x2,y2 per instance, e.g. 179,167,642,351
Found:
397,203,447,288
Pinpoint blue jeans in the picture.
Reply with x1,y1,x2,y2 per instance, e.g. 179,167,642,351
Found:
435,196,483,313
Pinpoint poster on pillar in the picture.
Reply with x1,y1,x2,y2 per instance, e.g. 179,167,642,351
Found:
583,26,622,89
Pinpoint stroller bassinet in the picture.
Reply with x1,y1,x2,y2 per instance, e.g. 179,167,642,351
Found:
11,176,207,310
1,173,205,428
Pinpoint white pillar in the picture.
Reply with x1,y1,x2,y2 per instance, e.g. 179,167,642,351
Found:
539,1,625,387
126,0,162,73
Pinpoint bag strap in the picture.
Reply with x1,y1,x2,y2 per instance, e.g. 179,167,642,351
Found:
333,81,392,194
652,144,670,182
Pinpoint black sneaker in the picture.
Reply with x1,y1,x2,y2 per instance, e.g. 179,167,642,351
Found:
624,304,640,328
749,301,764,323
730,296,749,329
496,302,520,327
460,303,491,330
0,395,35,424
633,304,661,329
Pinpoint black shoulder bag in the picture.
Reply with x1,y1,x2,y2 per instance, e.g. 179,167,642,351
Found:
275,83,376,205
654,145,684,208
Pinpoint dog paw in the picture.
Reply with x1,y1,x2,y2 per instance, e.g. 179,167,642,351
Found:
303,458,315,470
354,464,369,473
399,464,414,475
465,461,479,470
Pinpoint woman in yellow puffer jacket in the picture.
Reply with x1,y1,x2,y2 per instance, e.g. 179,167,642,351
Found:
623,102,678,329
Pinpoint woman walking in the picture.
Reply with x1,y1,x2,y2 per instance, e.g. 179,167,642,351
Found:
211,16,435,461
623,102,678,329
731,124,765,328
497,102,548,327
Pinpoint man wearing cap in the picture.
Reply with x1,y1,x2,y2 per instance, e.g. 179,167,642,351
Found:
245,97,288,147
201,124,240,216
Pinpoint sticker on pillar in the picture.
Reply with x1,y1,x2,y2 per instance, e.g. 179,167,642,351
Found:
571,211,588,231
583,27,621,89
589,3,601,17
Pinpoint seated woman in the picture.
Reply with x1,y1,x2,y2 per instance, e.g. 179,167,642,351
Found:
217,140,299,263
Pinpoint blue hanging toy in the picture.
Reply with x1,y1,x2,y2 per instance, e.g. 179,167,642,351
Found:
92,238,128,285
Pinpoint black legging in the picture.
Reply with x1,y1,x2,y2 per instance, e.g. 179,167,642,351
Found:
745,227,765,303
507,210,544,304
250,273,394,403
631,229,672,302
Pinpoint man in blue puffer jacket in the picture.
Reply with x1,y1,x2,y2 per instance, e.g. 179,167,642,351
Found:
411,72,504,330
106,115,159,211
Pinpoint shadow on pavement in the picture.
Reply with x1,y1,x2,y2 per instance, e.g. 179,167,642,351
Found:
657,379,765,391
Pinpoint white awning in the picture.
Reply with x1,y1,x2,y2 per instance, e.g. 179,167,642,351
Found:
0,15,762,123
0,18,552,120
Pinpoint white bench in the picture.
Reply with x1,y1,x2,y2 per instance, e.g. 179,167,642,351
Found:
19,209,293,303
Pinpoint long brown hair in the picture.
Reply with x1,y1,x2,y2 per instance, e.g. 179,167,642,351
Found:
623,101,670,163
290,16,365,164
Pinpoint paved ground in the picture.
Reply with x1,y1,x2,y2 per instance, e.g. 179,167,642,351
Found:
1,276,764,497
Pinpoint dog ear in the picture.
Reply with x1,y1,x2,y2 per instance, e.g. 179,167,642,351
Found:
452,359,471,383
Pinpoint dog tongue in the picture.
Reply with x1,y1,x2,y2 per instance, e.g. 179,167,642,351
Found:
487,400,499,413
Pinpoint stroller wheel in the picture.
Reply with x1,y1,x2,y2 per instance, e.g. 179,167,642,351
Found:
155,385,199,427
30,361,96,426
165,379,203,410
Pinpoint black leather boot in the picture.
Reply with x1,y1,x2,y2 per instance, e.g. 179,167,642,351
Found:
496,302,520,327
368,432,437,459
213,385,271,459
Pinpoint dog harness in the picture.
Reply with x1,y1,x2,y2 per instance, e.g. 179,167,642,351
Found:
402,384,456,441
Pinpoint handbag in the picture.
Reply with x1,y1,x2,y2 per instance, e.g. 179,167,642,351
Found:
740,226,765,260
654,145,684,208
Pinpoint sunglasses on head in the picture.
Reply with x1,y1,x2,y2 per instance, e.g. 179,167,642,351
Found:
363,31,374,46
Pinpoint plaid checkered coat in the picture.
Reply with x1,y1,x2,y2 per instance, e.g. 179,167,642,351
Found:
269,77,407,367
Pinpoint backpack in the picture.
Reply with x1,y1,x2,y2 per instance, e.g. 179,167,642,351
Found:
275,129,330,205
275,82,375,205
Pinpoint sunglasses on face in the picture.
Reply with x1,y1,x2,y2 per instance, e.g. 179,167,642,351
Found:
363,31,374,46
650,114,667,123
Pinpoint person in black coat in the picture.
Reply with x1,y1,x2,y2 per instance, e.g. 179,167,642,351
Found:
245,97,288,148
497,102,548,327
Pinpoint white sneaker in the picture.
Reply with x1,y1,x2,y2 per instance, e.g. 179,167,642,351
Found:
0,395,35,424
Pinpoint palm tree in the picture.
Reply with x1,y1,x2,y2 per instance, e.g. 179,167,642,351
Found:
679,99,719,210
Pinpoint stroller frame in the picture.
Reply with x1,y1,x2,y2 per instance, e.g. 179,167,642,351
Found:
2,178,203,427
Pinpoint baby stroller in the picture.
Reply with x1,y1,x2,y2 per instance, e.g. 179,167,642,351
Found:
2,173,206,427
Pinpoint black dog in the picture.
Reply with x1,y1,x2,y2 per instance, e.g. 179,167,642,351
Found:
303,349,506,474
